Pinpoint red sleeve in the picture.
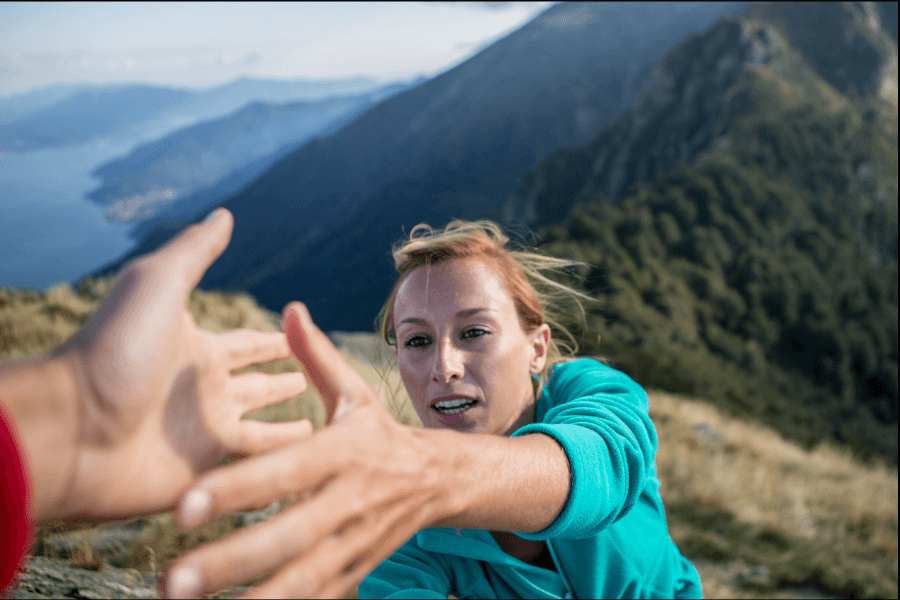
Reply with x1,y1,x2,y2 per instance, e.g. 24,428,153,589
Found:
0,399,33,593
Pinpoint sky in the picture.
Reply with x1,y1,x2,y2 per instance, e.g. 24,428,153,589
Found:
0,1,556,96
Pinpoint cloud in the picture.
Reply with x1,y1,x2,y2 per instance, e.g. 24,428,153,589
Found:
217,51,261,67
108,56,136,70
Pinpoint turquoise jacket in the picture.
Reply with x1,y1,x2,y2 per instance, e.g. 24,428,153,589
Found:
360,359,702,599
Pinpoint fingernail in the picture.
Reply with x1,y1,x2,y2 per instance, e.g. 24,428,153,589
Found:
167,566,202,599
293,302,310,323
203,208,222,223
284,302,309,329
179,488,212,528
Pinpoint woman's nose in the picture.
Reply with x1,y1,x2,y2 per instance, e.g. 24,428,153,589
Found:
432,338,463,382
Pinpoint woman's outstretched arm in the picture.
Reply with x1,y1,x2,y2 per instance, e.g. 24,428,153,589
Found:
164,301,573,599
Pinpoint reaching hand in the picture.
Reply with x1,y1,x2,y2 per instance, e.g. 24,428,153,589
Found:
48,208,312,521
164,302,455,599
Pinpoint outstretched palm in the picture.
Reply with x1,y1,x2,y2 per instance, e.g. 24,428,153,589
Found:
54,209,311,520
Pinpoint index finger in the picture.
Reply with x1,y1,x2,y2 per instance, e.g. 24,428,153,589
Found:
282,302,375,423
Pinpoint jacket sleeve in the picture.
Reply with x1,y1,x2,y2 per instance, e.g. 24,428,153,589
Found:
359,537,452,599
1,400,33,593
511,358,657,540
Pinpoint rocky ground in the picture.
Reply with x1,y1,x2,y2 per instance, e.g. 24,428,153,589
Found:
6,522,841,600
11,557,158,600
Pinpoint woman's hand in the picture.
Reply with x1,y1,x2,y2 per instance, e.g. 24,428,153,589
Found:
164,302,457,599
41,208,312,522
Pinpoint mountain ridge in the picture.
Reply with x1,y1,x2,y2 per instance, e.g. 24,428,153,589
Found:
90,1,749,331
86,80,417,221
0,76,392,152
504,1,898,229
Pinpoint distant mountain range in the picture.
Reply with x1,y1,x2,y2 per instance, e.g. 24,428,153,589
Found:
0,82,98,124
94,1,748,329
86,1,897,464
87,79,420,222
0,76,389,152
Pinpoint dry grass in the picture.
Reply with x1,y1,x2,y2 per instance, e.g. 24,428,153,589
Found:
652,391,898,544
4,279,897,598
651,391,898,598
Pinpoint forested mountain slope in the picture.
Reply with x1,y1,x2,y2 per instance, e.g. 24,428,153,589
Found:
521,1,897,463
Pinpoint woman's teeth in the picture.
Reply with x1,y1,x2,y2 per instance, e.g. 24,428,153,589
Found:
433,399,477,415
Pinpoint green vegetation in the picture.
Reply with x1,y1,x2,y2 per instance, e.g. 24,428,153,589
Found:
538,82,898,464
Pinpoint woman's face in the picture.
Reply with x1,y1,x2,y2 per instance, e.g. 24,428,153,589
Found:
392,257,549,436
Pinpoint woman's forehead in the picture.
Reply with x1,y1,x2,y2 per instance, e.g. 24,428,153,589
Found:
394,258,513,315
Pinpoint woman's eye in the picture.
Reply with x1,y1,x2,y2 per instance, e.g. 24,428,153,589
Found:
404,335,430,348
461,328,488,340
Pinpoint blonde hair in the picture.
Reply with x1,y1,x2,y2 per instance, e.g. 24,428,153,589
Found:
376,220,593,394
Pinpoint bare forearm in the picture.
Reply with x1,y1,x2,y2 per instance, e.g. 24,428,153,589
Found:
427,429,571,533
0,353,79,523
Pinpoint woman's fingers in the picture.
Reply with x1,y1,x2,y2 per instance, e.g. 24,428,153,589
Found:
241,497,419,599
236,419,313,455
169,498,321,597
282,302,374,422
229,370,308,413
176,432,337,529
211,329,295,371
170,475,374,597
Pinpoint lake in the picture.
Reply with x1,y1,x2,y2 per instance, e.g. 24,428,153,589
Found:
0,138,142,290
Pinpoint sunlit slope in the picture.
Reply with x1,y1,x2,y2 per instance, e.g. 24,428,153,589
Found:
4,281,895,598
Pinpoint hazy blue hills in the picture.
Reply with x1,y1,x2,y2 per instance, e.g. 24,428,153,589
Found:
88,79,418,222
92,1,748,331
0,85,191,152
0,82,98,124
0,76,389,152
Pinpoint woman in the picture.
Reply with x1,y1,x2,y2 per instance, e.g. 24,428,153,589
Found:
357,220,701,599
165,220,701,600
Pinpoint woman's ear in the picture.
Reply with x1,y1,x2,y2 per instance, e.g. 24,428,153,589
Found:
529,324,551,375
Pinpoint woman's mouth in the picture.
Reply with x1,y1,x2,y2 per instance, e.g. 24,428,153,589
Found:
431,397,478,415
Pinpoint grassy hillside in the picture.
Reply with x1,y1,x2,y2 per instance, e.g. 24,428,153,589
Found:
2,281,895,598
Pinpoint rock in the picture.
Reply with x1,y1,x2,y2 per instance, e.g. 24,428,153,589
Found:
34,518,153,567
735,564,771,589
9,556,157,599
693,423,726,445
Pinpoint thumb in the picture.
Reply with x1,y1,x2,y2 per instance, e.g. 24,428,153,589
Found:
152,208,234,291
282,301,374,423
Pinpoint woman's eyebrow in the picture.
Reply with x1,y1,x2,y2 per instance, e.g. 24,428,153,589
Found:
398,317,427,325
398,308,494,326
456,307,494,318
